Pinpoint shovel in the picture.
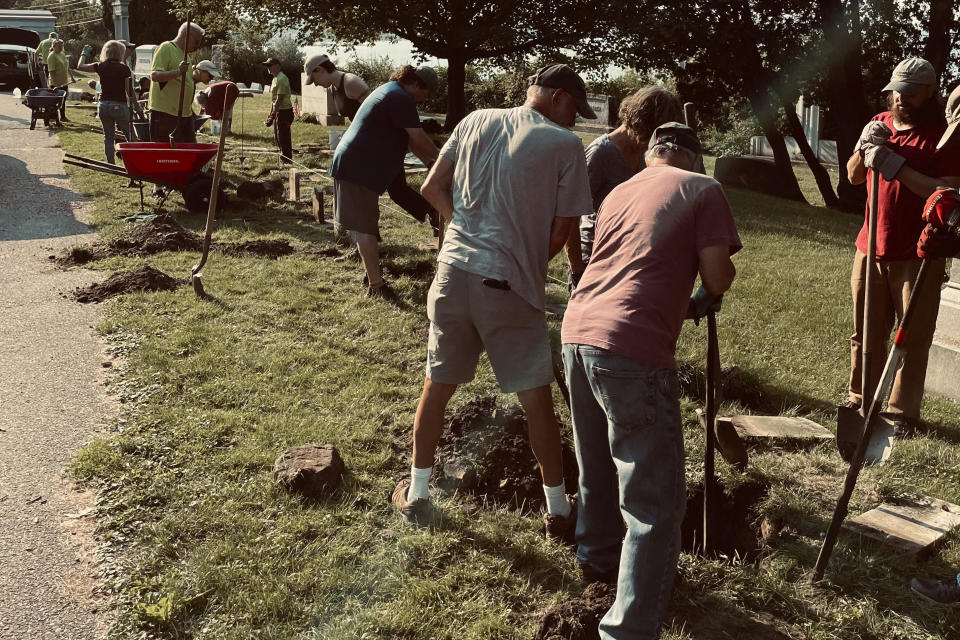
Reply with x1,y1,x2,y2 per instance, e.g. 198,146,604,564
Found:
190,89,229,297
170,13,191,148
813,257,934,581
836,169,894,464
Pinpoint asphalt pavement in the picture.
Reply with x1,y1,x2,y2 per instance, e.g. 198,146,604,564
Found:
0,91,108,639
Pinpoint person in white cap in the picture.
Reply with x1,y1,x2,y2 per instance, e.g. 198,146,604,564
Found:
329,64,442,297
845,57,960,435
77,40,137,162
305,54,441,232
149,21,205,143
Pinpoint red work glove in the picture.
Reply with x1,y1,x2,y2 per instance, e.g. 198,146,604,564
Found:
917,223,960,258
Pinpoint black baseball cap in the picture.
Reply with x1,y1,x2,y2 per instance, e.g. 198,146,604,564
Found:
262,57,281,66
649,122,702,155
528,63,596,119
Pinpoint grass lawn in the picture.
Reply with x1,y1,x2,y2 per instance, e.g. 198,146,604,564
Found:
53,89,960,639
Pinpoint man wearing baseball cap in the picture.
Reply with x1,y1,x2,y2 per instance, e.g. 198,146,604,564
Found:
149,21,205,143
265,57,293,163
562,122,740,638
844,57,960,435
392,63,593,543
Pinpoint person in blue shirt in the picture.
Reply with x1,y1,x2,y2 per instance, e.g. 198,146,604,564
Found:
330,65,440,298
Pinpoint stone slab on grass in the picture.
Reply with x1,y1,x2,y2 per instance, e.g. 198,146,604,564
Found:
844,495,960,556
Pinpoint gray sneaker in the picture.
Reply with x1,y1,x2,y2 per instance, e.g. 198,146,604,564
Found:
910,576,960,604
392,479,431,526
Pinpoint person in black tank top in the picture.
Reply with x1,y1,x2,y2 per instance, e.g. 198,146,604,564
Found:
78,40,136,164
304,54,441,233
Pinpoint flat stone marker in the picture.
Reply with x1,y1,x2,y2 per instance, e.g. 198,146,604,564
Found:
727,415,833,440
844,495,960,556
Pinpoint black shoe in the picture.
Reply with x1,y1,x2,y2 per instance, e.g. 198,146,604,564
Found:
911,576,960,604
883,413,917,439
580,562,618,587
60,115,70,122
367,281,397,300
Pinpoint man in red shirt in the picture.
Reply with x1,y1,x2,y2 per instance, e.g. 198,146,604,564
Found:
847,57,960,434
561,123,741,639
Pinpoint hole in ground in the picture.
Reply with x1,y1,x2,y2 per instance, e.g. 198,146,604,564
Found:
681,480,769,560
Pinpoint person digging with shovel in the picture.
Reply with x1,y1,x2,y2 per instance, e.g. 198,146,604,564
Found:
845,59,960,439
561,123,740,640
148,21,205,144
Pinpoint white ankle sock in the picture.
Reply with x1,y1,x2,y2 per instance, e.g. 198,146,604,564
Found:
407,465,432,502
544,483,571,517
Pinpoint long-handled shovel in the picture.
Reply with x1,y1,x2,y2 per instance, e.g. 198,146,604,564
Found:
812,257,933,581
170,13,191,148
836,170,894,464
191,90,229,297
703,308,720,554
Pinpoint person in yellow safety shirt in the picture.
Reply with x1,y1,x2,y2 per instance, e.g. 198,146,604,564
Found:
37,31,56,81
148,21,205,143
46,40,71,121
265,57,293,163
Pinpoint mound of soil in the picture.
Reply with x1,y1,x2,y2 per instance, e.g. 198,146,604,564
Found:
533,583,616,640
236,178,284,200
55,216,201,266
215,239,294,258
73,266,182,303
433,396,578,513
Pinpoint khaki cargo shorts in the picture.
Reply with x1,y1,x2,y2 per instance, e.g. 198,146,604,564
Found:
426,262,552,393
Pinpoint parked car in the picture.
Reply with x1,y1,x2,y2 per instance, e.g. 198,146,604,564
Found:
0,27,42,91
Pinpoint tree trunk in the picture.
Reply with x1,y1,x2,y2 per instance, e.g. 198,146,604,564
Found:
747,91,807,203
924,0,954,74
445,53,467,130
819,0,868,212
778,94,840,208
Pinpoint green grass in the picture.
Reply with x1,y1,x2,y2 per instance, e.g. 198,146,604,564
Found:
56,91,960,638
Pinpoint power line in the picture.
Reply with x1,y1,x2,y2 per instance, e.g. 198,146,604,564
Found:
29,0,92,10
58,17,104,27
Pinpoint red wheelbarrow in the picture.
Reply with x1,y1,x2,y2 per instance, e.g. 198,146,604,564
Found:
63,142,225,214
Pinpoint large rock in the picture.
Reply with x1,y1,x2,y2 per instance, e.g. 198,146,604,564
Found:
273,444,345,498
714,156,801,199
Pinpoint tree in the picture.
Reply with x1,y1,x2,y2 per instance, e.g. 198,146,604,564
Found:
209,0,614,127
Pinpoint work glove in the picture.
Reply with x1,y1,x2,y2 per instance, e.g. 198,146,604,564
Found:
687,285,723,325
863,144,906,181
264,112,275,127
917,223,960,258
857,121,893,151
922,187,960,231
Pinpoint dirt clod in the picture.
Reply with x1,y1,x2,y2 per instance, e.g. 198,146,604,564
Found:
433,397,577,513
273,444,346,499
534,582,616,640
73,266,182,303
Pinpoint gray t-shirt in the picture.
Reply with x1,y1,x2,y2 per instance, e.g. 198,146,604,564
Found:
438,106,592,311
579,133,639,264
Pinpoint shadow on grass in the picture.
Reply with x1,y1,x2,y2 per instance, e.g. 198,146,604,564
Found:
665,590,807,640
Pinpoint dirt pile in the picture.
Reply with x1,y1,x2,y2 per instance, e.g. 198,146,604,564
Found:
533,582,616,640
236,178,284,200
432,396,578,512
56,216,202,266
73,266,182,303
215,239,294,258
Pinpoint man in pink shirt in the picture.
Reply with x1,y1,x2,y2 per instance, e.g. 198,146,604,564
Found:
561,123,741,640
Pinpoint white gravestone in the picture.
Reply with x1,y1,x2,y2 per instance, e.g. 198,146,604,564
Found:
925,258,960,400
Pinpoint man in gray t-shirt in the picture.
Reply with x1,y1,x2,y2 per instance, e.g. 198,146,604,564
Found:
391,64,594,540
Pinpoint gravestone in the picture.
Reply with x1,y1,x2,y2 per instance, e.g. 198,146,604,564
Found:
714,156,801,199
925,258,960,400
574,94,614,133
301,76,344,126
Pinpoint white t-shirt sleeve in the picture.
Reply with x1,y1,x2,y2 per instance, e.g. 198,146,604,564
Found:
555,139,593,218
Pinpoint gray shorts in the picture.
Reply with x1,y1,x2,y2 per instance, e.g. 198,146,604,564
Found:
426,263,552,393
334,179,380,236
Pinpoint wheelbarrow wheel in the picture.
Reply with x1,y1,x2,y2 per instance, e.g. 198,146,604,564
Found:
182,176,212,213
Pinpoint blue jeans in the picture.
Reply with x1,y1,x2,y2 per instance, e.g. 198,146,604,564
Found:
97,100,131,164
562,343,686,640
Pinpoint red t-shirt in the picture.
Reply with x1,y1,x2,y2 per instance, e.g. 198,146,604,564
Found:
561,165,742,369
856,111,960,260
200,81,239,119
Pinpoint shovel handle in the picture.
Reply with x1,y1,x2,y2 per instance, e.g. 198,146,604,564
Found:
191,88,229,281
703,310,719,554
171,12,191,148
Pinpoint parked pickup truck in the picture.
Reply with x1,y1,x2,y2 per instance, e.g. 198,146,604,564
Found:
0,27,43,91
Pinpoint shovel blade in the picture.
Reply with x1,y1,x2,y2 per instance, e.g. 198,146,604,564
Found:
836,404,894,465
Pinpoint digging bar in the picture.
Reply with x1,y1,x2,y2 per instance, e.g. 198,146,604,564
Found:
813,258,933,582
703,309,720,554
836,170,893,464
190,89,229,297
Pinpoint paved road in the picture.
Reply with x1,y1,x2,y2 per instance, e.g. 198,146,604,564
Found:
0,92,107,638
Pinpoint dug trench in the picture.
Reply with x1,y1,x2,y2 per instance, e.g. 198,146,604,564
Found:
53,215,295,267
